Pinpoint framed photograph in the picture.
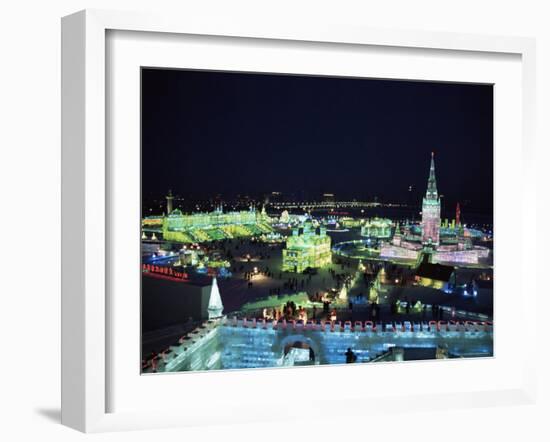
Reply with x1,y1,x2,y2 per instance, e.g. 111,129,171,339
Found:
61,9,537,432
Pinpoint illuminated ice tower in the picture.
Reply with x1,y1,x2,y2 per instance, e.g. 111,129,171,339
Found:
421,152,441,246
207,277,224,319
166,189,174,215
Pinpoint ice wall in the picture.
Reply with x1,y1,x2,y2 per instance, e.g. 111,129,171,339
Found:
151,318,493,373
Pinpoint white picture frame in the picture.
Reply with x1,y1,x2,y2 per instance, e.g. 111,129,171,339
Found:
61,9,537,433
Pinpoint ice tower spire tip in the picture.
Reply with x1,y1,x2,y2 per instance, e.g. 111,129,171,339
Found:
425,152,438,200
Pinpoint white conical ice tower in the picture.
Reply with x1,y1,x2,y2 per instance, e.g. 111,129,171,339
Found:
207,277,224,319
338,284,348,301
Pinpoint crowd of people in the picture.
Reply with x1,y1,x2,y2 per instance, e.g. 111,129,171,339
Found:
210,236,467,325
261,301,309,322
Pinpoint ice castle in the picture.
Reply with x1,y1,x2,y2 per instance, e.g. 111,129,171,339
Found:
380,153,490,265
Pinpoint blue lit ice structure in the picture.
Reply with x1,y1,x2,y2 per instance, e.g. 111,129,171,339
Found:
217,267,232,278
195,265,208,274
147,318,493,373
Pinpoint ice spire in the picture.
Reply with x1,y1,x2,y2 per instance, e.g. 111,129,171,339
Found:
207,277,224,319
338,284,348,301
425,151,438,200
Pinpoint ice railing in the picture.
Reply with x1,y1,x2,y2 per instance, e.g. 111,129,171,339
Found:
143,318,223,372
223,316,493,334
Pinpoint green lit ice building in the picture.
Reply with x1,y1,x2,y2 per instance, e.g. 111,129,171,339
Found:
360,217,393,239
162,206,272,243
282,219,331,273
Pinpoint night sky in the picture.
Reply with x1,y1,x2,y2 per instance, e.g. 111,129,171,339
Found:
142,68,493,214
